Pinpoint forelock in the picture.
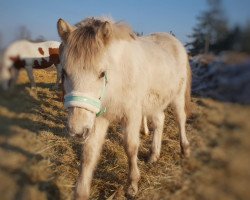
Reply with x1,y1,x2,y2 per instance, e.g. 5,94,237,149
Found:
65,20,105,69
63,17,136,70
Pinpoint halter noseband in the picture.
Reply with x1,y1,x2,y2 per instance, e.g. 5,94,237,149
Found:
64,72,107,117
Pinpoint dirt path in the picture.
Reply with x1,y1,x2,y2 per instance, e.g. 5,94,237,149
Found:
0,70,250,200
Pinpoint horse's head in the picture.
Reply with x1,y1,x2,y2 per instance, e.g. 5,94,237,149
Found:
0,55,24,90
57,17,113,140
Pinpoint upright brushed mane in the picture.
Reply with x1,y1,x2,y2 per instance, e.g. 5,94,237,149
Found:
65,17,136,68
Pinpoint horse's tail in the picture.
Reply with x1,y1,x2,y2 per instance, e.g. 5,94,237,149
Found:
185,57,192,118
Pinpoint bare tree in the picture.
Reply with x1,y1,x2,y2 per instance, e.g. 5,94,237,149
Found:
0,31,3,51
16,25,31,40
187,0,229,55
33,35,46,42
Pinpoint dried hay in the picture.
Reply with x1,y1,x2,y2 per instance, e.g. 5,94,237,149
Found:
0,68,250,199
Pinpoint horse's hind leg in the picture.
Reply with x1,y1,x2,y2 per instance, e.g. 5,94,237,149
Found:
142,116,149,136
149,111,165,163
124,111,141,197
173,95,190,158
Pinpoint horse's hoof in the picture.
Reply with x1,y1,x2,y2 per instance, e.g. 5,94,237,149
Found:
75,190,89,200
75,194,89,200
143,130,150,136
183,148,191,158
127,183,138,197
52,85,59,90
181,143,190,158
31,85,36,89
148,153,159,163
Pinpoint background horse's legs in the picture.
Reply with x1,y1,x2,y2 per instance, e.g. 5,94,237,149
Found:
75,117,109,200
9,68,20,89
53,64,62,89
124,111,141,197
173,95,190,158
25,66,36,88
149,111,165,163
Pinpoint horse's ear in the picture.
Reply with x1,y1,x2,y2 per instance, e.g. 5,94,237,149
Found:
57,18,76,42
99,21,112,45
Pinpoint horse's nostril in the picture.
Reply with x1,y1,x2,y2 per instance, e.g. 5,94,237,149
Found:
83,128,89,134
82,128,90,140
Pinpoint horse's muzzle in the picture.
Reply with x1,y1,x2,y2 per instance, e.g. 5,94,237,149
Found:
68,126,90,141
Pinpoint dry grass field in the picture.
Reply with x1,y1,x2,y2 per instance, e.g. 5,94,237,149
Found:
0,68,250,200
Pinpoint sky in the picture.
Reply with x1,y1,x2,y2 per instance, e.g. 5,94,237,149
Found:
0,0,249,47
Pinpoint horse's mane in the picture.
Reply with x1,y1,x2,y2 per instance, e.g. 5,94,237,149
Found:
65,17,136,68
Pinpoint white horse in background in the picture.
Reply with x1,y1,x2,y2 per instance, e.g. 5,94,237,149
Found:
57,17,192,199
0,40,62,90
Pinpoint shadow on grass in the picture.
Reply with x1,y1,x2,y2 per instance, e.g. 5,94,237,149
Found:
0,165,61,200
0,82,66,137
0,82,66,199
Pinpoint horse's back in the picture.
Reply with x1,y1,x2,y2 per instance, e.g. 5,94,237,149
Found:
2,40,61,69
143,32,189,86
139,32,188,84
5,40,60,58
144,33,188,68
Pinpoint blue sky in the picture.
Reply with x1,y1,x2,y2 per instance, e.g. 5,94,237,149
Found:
0,0,249,47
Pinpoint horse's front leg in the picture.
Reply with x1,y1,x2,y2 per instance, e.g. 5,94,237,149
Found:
9,68,20,89
53,64,62,89
124,110,142,197
75,117,109,200
25,66,36,88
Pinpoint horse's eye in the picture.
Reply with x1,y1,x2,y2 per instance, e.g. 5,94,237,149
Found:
99,71,105,79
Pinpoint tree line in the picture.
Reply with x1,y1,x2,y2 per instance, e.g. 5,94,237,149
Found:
186,0,250,55
0,26,46,51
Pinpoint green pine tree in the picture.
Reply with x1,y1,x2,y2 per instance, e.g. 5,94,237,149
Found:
187,0,229,55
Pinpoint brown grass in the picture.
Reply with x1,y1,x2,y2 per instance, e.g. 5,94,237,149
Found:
0,68,250,200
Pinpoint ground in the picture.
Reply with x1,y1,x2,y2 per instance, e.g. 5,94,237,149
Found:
0,69,249,200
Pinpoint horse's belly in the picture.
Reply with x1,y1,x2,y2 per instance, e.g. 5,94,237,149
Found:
143,89,172,115
25,57,57,69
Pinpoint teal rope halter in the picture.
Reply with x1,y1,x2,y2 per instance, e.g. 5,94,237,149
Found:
64,72,108,117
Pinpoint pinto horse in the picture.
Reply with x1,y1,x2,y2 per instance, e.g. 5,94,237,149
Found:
58,17,192,199
0,40,62,90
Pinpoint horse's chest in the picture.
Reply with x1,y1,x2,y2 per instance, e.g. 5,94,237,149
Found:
144,89,172,112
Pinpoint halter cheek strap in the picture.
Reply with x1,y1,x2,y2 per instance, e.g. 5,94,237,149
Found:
64,72,108,117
